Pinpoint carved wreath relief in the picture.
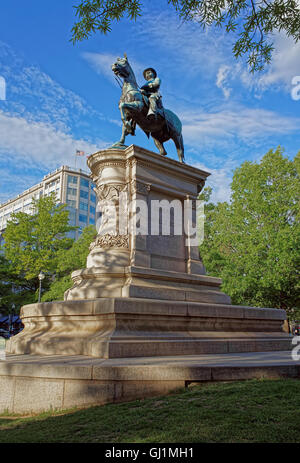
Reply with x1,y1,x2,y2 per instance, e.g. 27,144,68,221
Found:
90,183,129,250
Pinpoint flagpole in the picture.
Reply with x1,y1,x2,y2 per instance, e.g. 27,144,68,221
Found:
75,150,85,171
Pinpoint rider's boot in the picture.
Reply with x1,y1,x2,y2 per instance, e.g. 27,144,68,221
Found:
147,98,157,120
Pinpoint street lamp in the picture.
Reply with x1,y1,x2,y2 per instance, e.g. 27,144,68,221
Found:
9,304,15,336
38,271,45,303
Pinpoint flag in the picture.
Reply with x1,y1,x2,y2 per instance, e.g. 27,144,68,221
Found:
76,150,85,156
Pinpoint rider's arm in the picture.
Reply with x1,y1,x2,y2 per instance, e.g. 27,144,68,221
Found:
148,77,161,90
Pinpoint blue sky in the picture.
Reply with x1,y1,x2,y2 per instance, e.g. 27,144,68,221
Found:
0,0,299,204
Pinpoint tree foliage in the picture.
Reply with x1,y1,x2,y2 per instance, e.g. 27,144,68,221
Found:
1,194,96,310
0,254,38,315
71,0,300,72
200,147,300,316
41,225,97,302
3,194,75,280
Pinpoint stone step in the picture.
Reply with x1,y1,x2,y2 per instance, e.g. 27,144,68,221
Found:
0,351,298,414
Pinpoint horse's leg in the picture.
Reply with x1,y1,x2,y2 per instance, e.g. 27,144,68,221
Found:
152,137,167,156
119,123,127,144
173,133,185,163
119,104,132,133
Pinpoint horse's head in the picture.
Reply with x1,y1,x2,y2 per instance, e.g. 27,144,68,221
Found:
111,53,131,79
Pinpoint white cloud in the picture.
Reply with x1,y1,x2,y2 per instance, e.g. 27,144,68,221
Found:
194,160,234,203
181,106,300,146
239,33,300,93
216,65,232,99
83,52,146,84
138,8,300,99
0,111,105,170
0,42,117,203
83,52,118,83
134,9,235,81
0,41,117,137
259,34,300,89
0,167,42,204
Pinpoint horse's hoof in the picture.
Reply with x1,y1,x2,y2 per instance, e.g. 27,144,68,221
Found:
110,142,127,150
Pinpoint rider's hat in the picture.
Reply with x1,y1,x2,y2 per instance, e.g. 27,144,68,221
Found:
143,68,157,79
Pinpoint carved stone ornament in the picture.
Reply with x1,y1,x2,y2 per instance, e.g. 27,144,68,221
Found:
89,233,129,250
130,180,151,196
95,183,127,202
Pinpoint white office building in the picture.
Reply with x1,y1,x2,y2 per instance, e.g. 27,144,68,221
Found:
0,165,99,244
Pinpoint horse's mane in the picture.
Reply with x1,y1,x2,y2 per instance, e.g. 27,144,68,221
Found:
125,60,139,88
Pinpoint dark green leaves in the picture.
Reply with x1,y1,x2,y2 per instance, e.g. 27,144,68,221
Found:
3,193,76,280
200,147,300,314
71,0,142,42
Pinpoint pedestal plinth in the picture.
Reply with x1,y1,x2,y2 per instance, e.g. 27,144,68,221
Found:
7,145,291,359
3,145,293,413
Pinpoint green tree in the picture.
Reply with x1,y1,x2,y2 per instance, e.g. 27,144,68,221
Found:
2,194,76,305
41,225,97,302
200,147,300,317
0,253,41,314
71,0,300,72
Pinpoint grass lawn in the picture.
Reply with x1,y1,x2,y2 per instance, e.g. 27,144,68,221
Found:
0,378,299,443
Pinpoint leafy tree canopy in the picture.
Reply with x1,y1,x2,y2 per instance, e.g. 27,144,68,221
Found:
3,194,75,280
200,147,300,316
71,0,300,72
1,195,96,311
41,225,97,302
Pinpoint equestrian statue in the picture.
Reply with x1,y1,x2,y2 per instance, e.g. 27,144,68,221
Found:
111,54,185,163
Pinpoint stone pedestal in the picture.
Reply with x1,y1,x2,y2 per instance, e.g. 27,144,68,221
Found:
3,145,293,413
7,145,291,360
64,145,229,304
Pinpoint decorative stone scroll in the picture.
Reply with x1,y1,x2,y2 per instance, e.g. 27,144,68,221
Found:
95,183,127,202
130,180,151,196
89,233,129,250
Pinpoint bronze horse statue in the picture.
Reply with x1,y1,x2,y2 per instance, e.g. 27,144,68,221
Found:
111,54,185,163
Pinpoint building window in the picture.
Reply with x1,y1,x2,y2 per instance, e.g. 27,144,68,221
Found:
89,217,95,225
67,187,77,197
80,202,88,212
80,190,89,200
67,199,76,208
80,178,89,188
90,205,96,215
68,175,78,185
79,214,87,224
